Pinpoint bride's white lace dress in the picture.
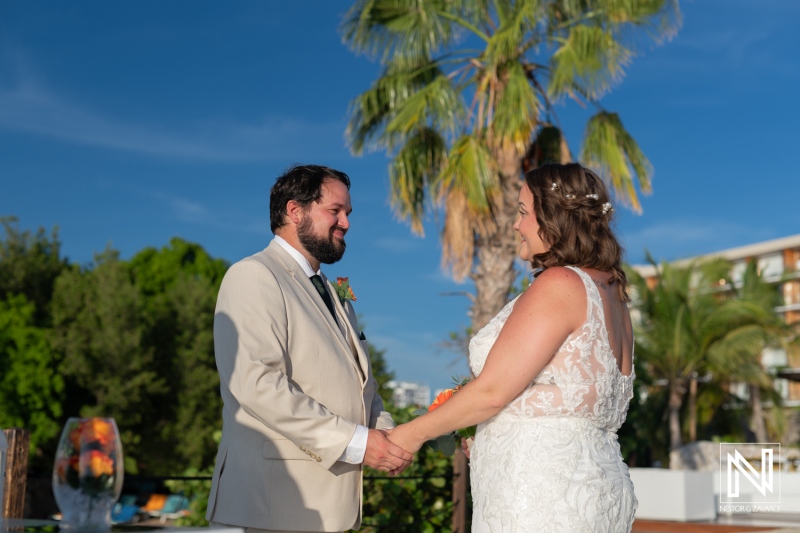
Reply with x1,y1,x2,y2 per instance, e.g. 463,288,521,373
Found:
468,266,637,532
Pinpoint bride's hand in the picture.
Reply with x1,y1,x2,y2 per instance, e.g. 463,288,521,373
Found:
461,437,473,459
387,423,423,455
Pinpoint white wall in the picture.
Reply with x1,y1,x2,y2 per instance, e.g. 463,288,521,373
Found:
630,469,716,521
631,468,800,521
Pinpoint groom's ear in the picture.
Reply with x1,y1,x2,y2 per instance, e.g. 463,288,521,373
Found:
285,200,304,225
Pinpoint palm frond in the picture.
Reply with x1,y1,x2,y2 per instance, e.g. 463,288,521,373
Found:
435,134,498,214
388,127,448,234
341,0,464,63
609,0,682,42
546,0,681,43
490,62,541,152
484,0,544,64
709,328,774,390
580,111,652,213
440,188,475,281
548,24,631,100
346,58,443,154
386,74,465,139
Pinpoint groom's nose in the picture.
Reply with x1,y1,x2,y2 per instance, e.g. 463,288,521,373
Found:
337,211,350,231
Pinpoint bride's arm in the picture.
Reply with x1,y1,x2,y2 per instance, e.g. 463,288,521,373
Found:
388,267,586,453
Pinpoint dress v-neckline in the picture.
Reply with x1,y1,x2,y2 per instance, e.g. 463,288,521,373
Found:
564,266,634,379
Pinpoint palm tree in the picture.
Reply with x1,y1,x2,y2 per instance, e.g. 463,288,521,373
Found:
628,256,776,454
342,0,681,332
629,258,714,452
720,260,797,441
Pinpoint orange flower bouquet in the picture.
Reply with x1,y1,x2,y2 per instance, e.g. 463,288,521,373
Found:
413,377,475,456
52,417,124,530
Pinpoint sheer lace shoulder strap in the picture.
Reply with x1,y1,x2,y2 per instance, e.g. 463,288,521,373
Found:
563,266,602,325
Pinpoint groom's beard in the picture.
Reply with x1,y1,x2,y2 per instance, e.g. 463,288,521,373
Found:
297,217,346,265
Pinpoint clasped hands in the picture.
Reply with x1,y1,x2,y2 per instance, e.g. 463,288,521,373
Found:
363,424,426,476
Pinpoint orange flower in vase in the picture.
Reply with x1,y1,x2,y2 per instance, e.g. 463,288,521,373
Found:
55,455,80,484
82,449,115,478
52,417,123,531
81,418,116,452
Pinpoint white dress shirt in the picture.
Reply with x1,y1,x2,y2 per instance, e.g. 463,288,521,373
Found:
273,236,369,464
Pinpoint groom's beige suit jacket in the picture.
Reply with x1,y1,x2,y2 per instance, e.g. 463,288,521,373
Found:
206,241,393,532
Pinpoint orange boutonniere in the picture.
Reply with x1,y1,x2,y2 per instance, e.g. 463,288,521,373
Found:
334,277,356,305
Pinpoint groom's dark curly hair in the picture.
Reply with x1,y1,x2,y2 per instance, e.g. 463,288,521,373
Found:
525,163,630,302
270,164,351,233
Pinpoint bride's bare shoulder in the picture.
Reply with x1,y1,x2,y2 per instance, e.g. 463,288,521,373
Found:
529,266,583,291
517,266,585,309
513,267,586,333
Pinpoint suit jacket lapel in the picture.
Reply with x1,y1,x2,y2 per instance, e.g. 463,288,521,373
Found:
266,242,357,373
326,276,368,383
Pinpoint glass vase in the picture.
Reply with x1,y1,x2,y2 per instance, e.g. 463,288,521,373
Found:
52,418,124,531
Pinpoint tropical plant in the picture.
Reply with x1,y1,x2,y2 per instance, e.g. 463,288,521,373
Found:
342,0,680,332
628,256,782,455
718,260,798,442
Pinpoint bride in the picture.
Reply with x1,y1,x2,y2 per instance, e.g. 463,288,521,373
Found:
388,163,637,532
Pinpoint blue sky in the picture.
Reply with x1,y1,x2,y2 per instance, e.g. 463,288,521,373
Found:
2,1,798,392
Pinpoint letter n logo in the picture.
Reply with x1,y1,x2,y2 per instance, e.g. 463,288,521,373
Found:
719,443,781,504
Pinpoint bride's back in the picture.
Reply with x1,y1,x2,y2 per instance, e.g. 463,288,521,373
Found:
471,266,635,432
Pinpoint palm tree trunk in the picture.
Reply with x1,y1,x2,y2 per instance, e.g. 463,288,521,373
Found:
749,384,768,442
470,145,523,332
688,375,697,442
668,380,684,457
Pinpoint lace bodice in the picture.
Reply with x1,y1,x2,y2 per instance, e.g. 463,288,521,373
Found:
468,266,635,432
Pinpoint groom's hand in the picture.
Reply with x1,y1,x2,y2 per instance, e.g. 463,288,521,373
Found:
363,429,413,474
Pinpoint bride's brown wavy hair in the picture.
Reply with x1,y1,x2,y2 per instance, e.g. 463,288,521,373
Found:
525,163,630,302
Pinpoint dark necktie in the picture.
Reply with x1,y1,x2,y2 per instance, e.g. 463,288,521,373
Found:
310,275,338,324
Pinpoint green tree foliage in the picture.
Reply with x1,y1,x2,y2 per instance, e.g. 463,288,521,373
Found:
0,294,64,457
358,405,457,532
48,239,228,474
367,334,396,404
0,217,68,325
0,218,67,464
51,249,168,473
710,260,798,442
129,238,228,471
0,218,229,475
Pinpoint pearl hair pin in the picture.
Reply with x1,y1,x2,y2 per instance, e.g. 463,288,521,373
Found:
586,194,599,200
550,183,559,191
602,202,613,215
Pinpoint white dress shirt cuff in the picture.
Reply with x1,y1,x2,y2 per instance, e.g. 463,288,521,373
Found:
338,424,368,464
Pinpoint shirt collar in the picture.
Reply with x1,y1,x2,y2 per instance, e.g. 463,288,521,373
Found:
273,235,320,278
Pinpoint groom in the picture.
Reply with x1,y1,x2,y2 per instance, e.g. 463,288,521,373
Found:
207,165,412,533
